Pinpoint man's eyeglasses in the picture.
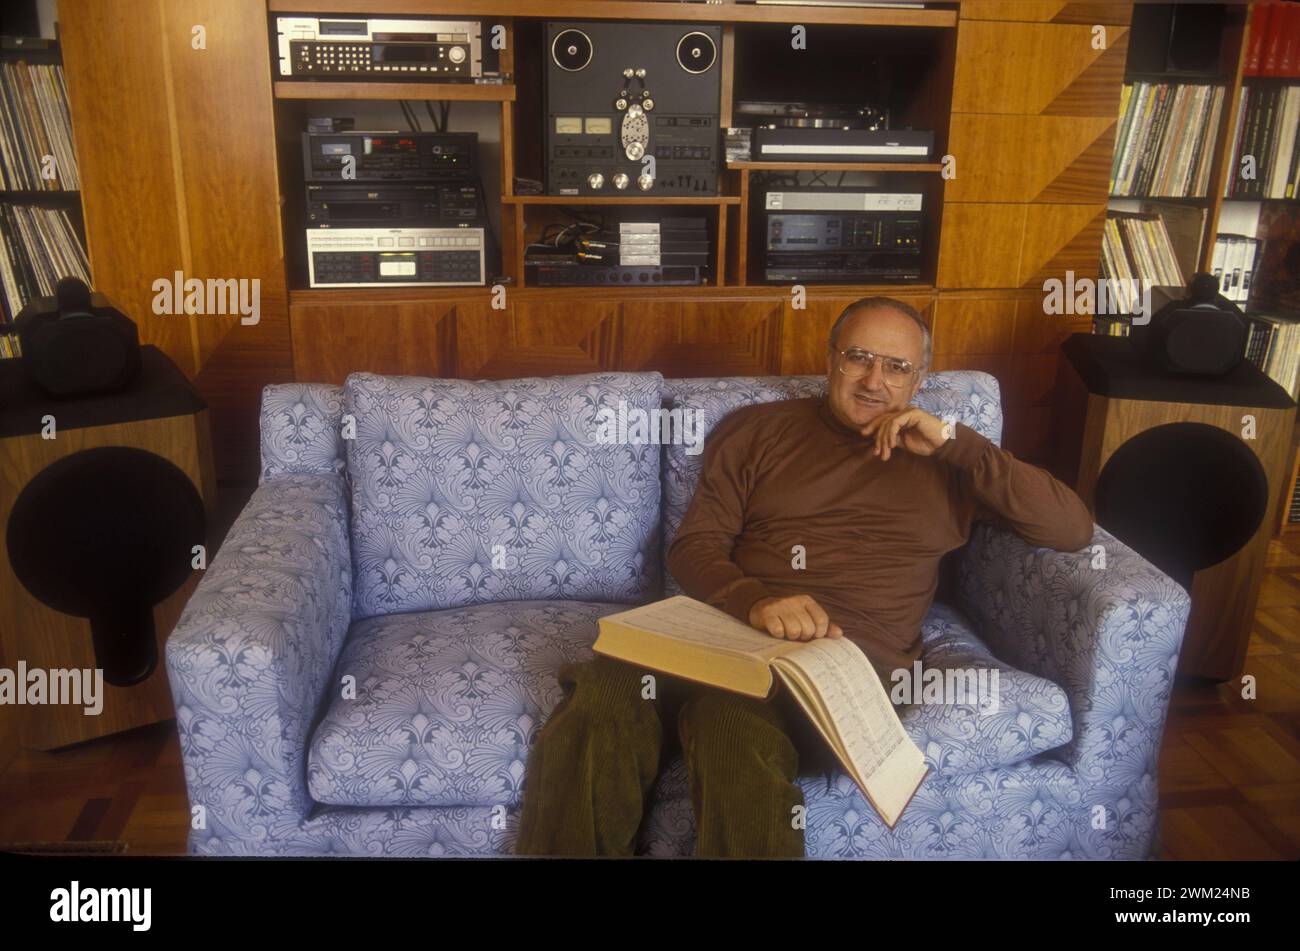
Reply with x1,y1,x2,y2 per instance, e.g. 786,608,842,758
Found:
833,348,919,388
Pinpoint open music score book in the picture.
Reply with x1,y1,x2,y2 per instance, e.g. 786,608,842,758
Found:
594,595,929,829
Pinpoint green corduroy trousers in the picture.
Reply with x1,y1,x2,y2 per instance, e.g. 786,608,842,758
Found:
515,654,838,858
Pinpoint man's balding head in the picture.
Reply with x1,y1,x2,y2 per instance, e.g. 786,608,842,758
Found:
824,297,930,432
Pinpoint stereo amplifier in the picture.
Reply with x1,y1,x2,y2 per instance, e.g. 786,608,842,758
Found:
276,17,483,81
306,227,485,287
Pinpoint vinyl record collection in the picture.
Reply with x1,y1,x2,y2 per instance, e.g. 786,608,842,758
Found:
0,59,79,191
1,52,88,357
1224,84,1300,200
1244,310,1300,399
1101,211,1185,315
0,203,90,346
1110,82,1225,198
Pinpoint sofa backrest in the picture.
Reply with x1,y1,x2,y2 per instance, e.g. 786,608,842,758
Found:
659,371,1003,595
342,370,665,619
259,382,347,483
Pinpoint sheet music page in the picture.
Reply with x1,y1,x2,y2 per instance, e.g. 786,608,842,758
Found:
774,637,926,820
602,596,789,658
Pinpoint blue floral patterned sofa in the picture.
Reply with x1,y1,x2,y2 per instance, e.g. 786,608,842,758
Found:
164,368,1190,858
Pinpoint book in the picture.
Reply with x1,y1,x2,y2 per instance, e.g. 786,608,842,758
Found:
593,595,930,828
1246,4,1272,76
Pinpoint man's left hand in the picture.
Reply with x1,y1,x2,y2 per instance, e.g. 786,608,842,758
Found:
860,408,954,460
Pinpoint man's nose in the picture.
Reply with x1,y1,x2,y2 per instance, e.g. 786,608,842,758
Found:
860,360,886,390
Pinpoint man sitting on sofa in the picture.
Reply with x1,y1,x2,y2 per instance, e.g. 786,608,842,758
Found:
516,295,1094,858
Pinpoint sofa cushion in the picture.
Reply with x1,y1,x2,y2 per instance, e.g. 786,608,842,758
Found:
307,598,1069,810
659,371,1004,594
308,599,615,809
344,371,664,618
259,383,346,483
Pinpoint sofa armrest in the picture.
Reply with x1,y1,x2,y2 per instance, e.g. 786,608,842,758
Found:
955,522,1190,791
165,474,352,851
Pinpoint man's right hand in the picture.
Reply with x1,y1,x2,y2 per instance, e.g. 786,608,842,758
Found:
748,595,844,641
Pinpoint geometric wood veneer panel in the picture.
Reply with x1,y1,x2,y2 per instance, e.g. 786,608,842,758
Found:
290,300,456,384
946,114,1117,204
960,1,1133,26
930,297,1018,356
952,20,1129,116
456,299,620,379
938,203,1106,291
937,204,1027,289
1018,203,1108,287
621,300,783,378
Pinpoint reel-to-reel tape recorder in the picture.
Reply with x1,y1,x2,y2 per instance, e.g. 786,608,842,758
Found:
544,21,722,197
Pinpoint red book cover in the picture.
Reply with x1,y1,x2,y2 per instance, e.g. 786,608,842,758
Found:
1262,3,1287,76
1279,5,1299,77
1247,3,1272,75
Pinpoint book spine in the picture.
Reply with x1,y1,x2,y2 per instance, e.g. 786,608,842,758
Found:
1110,83,1135,194
1123,83,1157,196
1270,86,1298,199
1289,95,1300,197
1263,3,1287,77
1226,86,1248,196
1200,86,1226,197
1241,84,1264,198
1246,4,1272,77
1278,5,1299,78
1140,85,1171,196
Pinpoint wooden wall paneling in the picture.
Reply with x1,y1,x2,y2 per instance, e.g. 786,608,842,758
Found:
778,294,935,375
290,299,458,384
959,1,1132,25
455,298,621,378
1017,203,1108,287
621,299,783,378
936,204,1026,288
165,0,295,484
930,297,1017,358
945,114,1118,204
62,0,293,483
268,0,958,28
951,20,1129,116
58,0,195,377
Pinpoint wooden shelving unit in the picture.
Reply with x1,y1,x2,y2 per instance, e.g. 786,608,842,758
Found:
55,0,1145,478
265,0,959,29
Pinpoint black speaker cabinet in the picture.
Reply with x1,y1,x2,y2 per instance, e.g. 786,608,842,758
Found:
0,346,214,751
1054,334,1297,681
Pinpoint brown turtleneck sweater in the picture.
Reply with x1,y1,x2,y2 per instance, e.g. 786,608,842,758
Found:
665,395,1094,677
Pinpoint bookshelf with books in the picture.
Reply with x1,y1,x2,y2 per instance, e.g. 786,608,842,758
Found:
0,36,90,358
1099,3,1300,535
